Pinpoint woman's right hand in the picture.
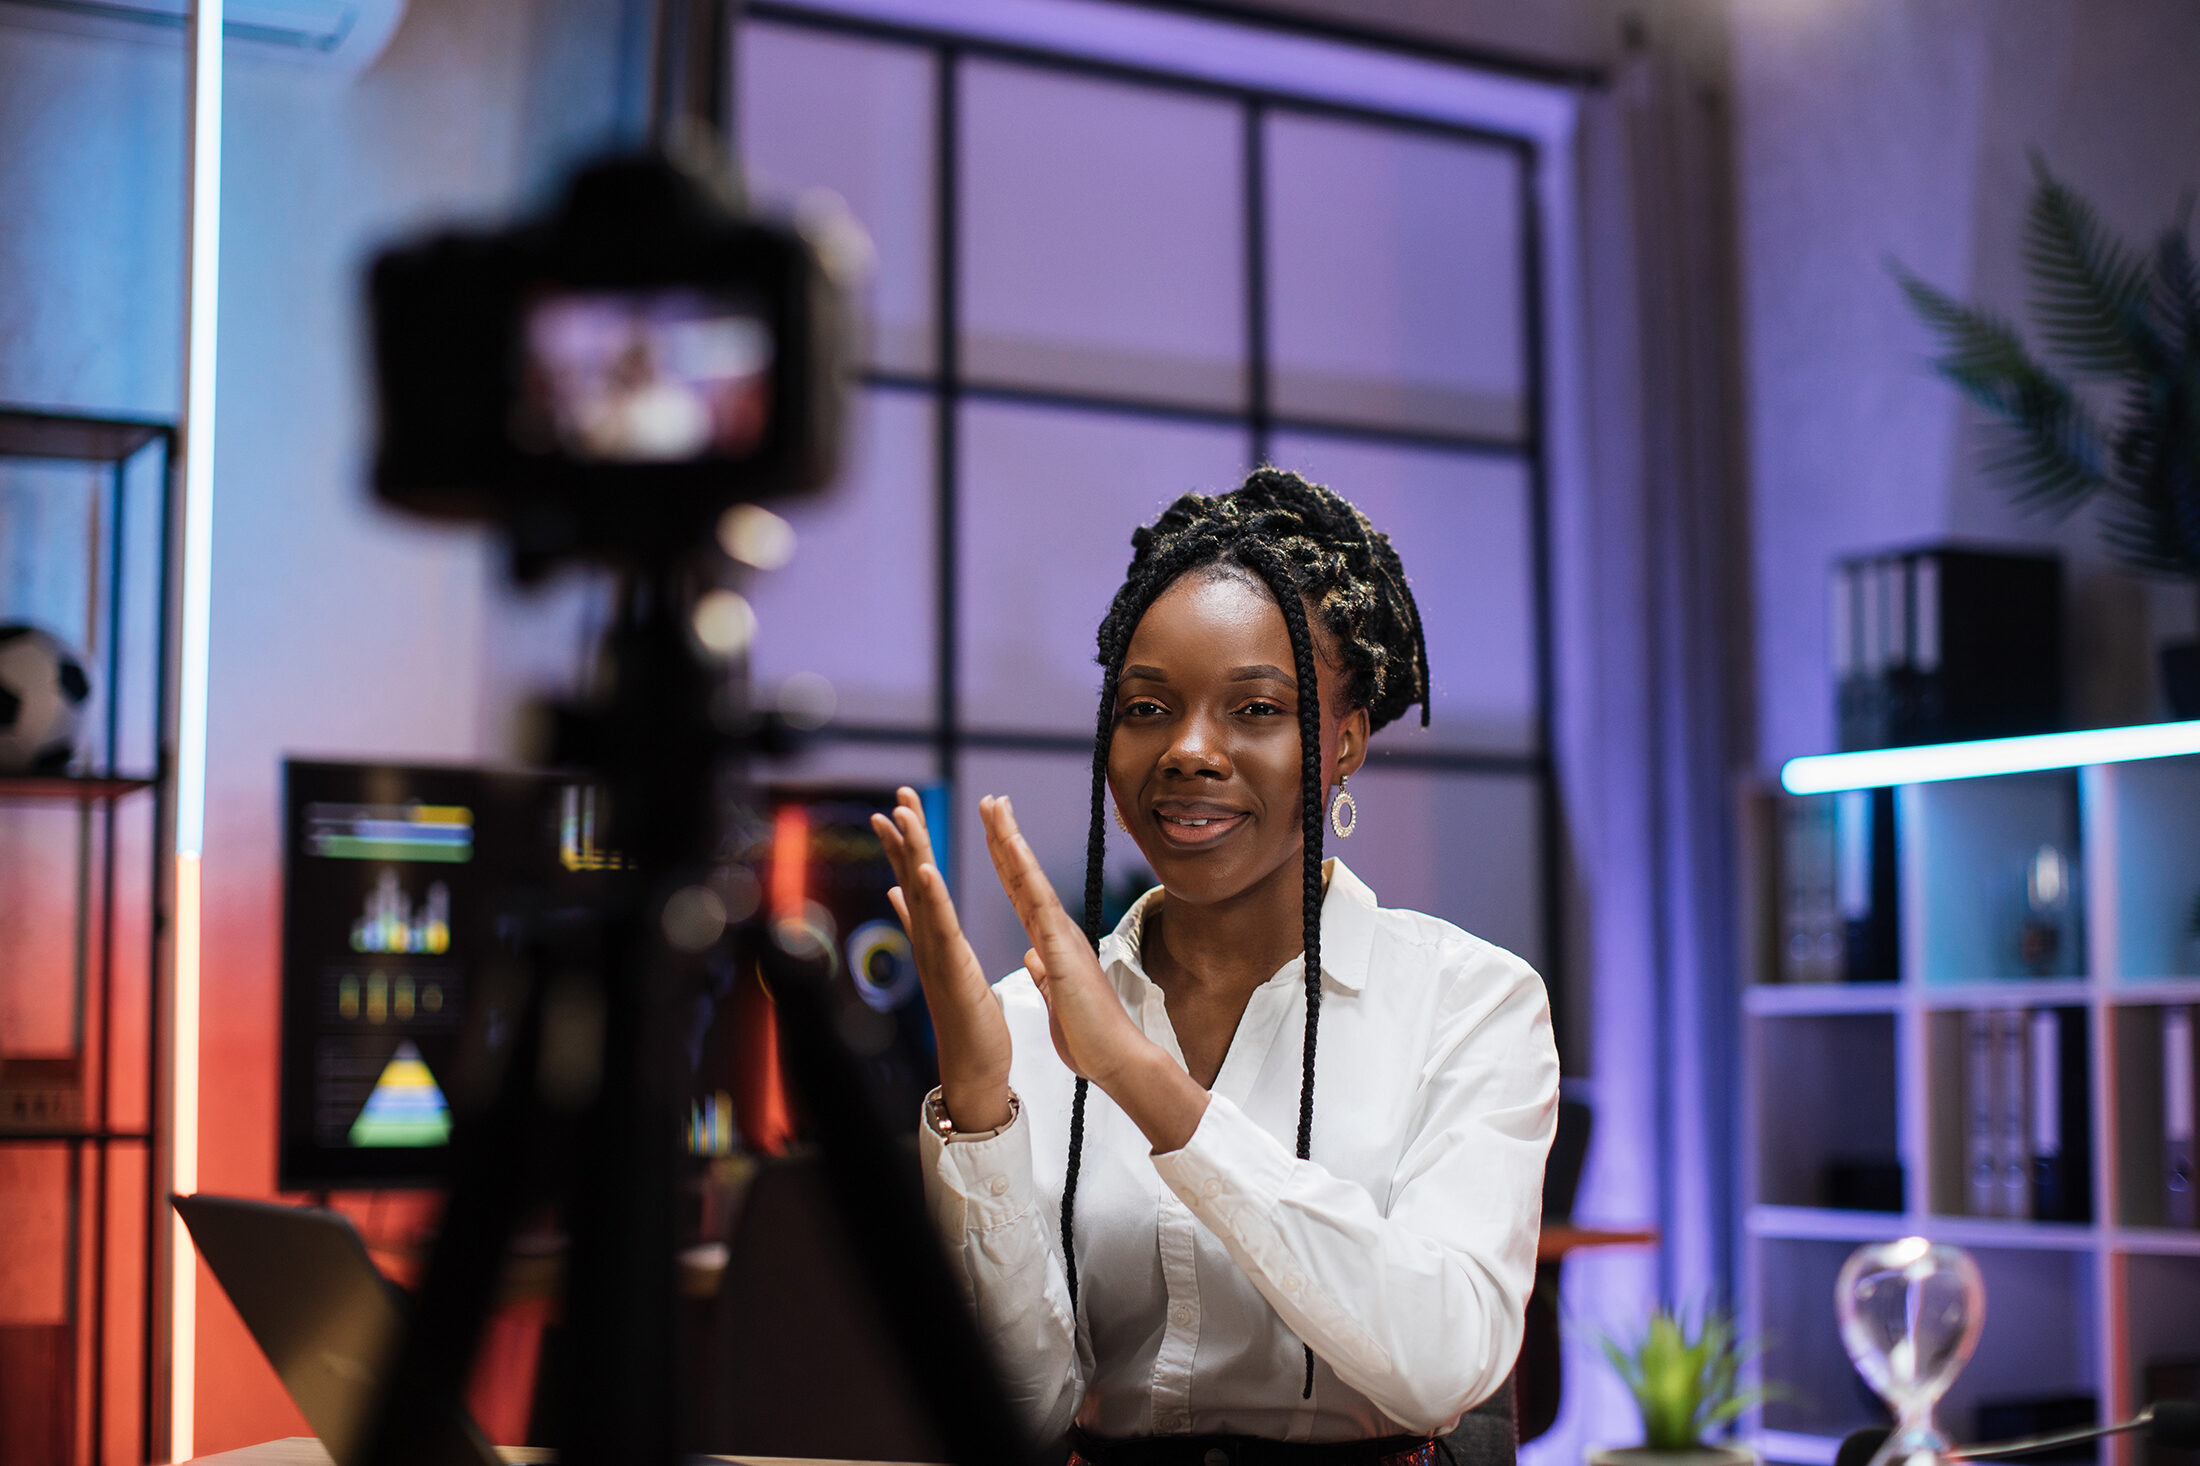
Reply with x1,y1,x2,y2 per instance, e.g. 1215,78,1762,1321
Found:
872,787,1017,1132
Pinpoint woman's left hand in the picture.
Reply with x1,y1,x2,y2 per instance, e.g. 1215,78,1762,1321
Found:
977,795,1156,1088
980,795,1210,1151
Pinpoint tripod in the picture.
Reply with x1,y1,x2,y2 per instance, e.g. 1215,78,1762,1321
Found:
356,557,1034,1466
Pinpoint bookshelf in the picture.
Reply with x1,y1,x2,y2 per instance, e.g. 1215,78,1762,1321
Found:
1742,733,2200,1466
0,406,176,1466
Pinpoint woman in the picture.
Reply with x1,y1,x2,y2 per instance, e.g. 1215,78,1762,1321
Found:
872,469,1558,1463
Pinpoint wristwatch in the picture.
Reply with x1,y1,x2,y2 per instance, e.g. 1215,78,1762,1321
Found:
924,1086,1020,1142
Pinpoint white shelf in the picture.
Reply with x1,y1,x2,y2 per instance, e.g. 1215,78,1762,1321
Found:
1746,984,1901,1016
1747,976,2200,1010
1748,1205,2102,1251
1912,1214,2099,1251
1745,740,2200,1466
1752,1430,1845,1466
2108,1227,2200,1257
1917,977,2093,1008
1748,1204,1910,1241
2105,976,2200,1003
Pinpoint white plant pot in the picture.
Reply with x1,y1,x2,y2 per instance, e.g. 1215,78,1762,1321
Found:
1589,1445,1757,1466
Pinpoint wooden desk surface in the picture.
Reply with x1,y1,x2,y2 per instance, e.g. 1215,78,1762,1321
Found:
190,1439,934,1466
1538,1223,1658,1261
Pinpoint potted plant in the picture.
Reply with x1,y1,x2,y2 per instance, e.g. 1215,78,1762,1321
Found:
1893,155,2200,716
1586,1302,1771,1466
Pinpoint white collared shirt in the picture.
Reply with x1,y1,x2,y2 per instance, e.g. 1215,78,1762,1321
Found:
920,859,1559,1444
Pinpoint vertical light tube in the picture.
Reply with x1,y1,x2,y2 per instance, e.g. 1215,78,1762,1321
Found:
171,0,221,1458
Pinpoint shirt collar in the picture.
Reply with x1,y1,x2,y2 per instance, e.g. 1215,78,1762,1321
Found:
1099,857,1378,995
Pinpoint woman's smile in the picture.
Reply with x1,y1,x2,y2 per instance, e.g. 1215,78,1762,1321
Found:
1149,798,1251,848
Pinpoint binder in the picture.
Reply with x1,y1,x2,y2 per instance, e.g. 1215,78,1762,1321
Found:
1773,790,1899,984
2169,1006,2196,1229
1777,795,1841,984
2029,1007,2091,1223
1968,1009,2000,1216
1997,1008,2033,1220
1830,546,2061,751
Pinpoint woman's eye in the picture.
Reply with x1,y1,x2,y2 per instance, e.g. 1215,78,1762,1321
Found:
1238,701,1284,717
1120,700,1165,718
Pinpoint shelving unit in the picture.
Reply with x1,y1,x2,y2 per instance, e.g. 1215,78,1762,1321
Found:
0,406,175,1466
1742,737,2200,1466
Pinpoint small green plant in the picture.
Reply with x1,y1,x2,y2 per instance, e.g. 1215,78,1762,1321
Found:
1594,1302,1775,1451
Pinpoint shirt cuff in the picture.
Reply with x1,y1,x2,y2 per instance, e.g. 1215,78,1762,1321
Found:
918,1088,1036,1234
1150,1091,1297,1222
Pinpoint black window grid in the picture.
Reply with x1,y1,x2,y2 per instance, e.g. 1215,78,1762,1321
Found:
741,1,1565,1042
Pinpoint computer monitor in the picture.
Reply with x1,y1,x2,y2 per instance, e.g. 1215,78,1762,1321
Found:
278,759,578,1190
280,762,942,1190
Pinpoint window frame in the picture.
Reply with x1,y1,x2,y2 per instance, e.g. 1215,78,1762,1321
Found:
739,0,1572,1024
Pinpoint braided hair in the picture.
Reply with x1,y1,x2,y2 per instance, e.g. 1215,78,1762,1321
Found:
1062,467,1430,1399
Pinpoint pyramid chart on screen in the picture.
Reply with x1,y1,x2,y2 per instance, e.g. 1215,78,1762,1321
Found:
347,1040,452,1147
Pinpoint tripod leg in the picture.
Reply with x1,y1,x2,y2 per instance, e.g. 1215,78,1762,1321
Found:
359,953,556,1466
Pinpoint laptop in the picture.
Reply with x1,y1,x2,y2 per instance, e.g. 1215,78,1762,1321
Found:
178,1156,946,1464
173,1192,498,1466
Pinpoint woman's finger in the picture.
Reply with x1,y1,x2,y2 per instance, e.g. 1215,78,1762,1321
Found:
892,789,943,870
871,812,917,890
980,796,1079,947
911,862,972,945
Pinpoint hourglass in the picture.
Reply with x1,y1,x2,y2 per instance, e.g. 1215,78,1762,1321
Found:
1836,1238,1985,1466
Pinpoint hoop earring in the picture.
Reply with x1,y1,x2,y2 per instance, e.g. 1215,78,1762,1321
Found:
1328,775,1357,839
1113,802,1131,834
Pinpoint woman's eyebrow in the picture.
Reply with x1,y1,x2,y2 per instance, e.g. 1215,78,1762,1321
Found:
1227,664,1296,686
1119,664,1169,682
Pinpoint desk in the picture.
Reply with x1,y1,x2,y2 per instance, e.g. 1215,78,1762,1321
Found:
1537,1224,1657,1262
189,1441,931,1466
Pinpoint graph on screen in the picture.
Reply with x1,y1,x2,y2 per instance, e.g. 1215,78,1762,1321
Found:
349,870,452,955
305,800,474,863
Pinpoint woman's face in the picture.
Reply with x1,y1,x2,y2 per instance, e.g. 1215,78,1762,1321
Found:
1106,566,1368,912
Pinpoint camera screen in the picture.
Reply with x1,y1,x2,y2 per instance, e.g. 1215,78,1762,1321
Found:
516,287,775,463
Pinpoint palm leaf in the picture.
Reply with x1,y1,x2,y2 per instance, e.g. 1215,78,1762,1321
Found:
2152,215,2200,362
2100,369,2200,575
1894,262,2114,515
2024,152,2161,377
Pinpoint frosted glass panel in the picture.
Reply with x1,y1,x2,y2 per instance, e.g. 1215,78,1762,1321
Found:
959,401,1249,733
961,60,1245,407
739,23,935,373
1341,767,1543,972
942,759,1543,985
747,390,935,727
1266,112,1523,438
749,739,940,797
1270,433,1537,753
954,749,1155,983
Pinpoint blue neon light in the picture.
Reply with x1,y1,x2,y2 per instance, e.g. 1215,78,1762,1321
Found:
1780,719,2200,794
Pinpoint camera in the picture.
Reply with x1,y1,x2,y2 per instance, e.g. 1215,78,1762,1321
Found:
368,150,855,565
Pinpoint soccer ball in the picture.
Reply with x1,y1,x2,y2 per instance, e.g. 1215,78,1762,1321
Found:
0,625,92,774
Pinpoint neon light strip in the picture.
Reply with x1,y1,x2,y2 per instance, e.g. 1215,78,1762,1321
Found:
170,854,202,1465
177,0,220,862
1781,719,2200,794
172,0,220,1457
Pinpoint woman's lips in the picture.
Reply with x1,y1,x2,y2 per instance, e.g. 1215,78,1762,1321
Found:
1150,805,1249,848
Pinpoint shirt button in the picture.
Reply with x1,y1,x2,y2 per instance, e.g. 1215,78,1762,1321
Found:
1205,1450,1230,1466
1202,1178,1221,1198
988,1177,1009,1196
1282,1272,1304,1294
1171,1304,1194,1327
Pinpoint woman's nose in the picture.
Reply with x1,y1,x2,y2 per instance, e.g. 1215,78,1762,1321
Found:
1161,712,1231,777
